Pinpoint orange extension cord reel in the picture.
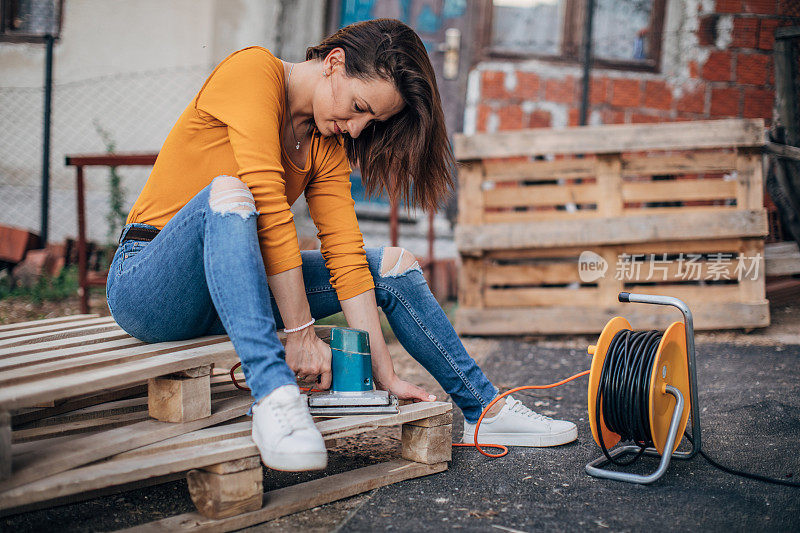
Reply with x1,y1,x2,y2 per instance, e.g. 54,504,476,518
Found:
584,292,702,484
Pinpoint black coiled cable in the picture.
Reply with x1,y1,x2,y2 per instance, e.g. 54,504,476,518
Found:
595,329,663,466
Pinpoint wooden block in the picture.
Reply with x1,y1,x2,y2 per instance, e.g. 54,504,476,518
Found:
187,466,263,519
404,411,453,428
201,456,261,475
401,423,452,464
148,374,211,423
0,411,10,481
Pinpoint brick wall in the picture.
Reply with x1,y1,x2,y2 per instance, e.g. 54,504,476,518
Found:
464,1,799,133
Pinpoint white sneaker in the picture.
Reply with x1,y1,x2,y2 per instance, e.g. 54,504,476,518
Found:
251,384,327,471
462,395,577,447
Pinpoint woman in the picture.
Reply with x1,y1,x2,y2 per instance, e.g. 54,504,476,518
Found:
107,19,576,472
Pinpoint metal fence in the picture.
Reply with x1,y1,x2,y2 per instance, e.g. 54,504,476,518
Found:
0,65,211,245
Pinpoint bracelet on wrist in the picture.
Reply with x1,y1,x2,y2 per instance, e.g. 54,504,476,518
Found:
283,318,315,334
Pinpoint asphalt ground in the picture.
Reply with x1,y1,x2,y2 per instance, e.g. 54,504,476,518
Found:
2,340,798,532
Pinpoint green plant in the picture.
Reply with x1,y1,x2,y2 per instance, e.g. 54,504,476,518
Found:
93,120,127,243
0,265,79,304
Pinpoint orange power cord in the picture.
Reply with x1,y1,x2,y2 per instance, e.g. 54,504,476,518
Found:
230,362,590,458
453,369,590,458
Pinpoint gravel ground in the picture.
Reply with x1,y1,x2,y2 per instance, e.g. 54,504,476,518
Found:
1,297,798,531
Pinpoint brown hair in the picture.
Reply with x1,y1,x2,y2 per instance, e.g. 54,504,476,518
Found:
306,19,454,212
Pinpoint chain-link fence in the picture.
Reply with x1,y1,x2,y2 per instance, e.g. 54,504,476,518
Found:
0,65,211,245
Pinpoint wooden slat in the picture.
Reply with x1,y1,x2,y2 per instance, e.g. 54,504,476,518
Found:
482,158,596,181
458,256,484,308
0,314,99,333
456,209,768,252
0,337,144,371
0,336,231,386
485,263,579,285
596,154,623,216
314,401,451,440
455,301,769,335
483,183,598,208
621,152,738,175
0,340,236,410
0,323,123,349
485,287,601,307
454,119,766,160
457,161,485,226
0,395,253,492
129,459,447,532
621,179,737,203
738,239,765,303
483,208,597,224
0,329,134,359
735,148,764,210
0,316,115,342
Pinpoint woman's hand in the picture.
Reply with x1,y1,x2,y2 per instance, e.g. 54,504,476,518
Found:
284,327,332,389
376,374,437,403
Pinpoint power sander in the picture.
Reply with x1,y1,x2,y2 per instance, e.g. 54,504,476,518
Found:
305,327,399,416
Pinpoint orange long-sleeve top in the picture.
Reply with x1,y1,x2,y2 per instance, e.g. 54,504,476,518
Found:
127,47,375,300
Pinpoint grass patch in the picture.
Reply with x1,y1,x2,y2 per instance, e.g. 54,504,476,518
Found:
0,266,80,304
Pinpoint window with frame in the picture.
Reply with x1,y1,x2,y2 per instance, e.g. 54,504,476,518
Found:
482,0,665,70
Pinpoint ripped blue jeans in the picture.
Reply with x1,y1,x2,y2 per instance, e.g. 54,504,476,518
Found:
106,177,497,422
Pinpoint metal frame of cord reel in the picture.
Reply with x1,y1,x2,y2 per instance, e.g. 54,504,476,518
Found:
585,293,701,485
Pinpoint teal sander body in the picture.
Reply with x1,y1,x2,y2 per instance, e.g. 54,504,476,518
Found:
306,327,399,416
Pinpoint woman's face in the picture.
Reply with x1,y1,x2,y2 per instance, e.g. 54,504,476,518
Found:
312,49,405,139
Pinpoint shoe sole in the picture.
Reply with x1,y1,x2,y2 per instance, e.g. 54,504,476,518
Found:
259,449,328,471
462,426,578,447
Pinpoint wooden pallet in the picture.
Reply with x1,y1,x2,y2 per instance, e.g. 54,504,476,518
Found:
454,119,770,334
0,317,452,529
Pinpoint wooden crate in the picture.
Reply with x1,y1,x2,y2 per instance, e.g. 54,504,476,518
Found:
454,119,769,335
0,317,452,529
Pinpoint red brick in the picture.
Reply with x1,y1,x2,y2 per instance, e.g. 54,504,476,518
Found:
498,105,524,130
568,107,581,126
732,17,759,48
702,51,733,81
527,109,552,128
779,0,800,16
737,53,770,84
742,0,778,14
676,85,707,114
602,110,626,124
710,86,741,117
512,71,540,99
689,61,700,79
631,112,662,124
589,77,610,105
698,16,718,46
743,87,774,118
481,71,506,99
759,19,779,50
716,0,742,12
610,79,642,108
544,77,577,104
476,104,492,132
643,80,673,111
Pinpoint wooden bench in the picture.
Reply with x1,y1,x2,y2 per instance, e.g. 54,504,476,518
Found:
454,118,770,334
0,316,452,529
